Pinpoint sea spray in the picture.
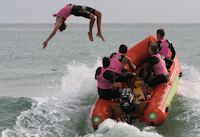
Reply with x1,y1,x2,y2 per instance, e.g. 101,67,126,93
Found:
2,61,99,137
84,119,163,137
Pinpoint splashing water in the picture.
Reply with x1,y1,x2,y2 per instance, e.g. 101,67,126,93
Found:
2,63,200,137
173,64,200,136
2,61,99,137
84,119,163,137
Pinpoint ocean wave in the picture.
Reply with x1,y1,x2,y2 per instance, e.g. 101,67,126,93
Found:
1,61,98,137
3,63,200,137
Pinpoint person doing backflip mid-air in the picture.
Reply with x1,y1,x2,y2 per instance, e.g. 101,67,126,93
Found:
42,4,105,48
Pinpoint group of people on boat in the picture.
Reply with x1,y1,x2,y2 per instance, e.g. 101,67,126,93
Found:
95,29,176,100
95,44,136,100
41,3,176,100
142,29,176,88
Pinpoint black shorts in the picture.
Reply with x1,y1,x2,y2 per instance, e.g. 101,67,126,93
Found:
98,88,120,100
145,74,168,87
115,72,134,82
71,5,96,18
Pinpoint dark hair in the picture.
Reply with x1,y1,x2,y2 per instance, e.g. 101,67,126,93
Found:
119,44,128,54
102,57,110,67
59,23,66,32
150,45,159,54
109,53,116,58
157,28,165,37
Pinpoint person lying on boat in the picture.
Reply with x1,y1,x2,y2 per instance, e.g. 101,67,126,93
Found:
95,57,121,100
109,44,136,89
42,4,105,49
142,44,169,89
156,28,176,69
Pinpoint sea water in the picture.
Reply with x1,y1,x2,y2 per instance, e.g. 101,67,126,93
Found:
0,24,200,137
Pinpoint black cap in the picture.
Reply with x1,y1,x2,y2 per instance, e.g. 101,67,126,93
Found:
119,44,128,54
102,57,110,67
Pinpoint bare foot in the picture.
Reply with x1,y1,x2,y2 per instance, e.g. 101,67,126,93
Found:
88,32,94,42
96,33,105,42
42,41,48,49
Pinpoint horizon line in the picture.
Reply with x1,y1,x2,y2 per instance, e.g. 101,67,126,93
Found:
0,22,200,25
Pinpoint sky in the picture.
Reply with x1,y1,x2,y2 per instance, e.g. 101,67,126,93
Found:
0,0,200,24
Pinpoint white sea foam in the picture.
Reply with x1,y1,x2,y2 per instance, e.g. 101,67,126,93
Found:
3,63,200,137
178,64,200,98
84,119,162,137
174,64,200,136
2,61,99,137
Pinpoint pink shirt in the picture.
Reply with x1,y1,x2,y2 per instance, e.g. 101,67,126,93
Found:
109,52,123,74
53,4,72,20
153,54,168,75
97,67,113,89
158,38,172,59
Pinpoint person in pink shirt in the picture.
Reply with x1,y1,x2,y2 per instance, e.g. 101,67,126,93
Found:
156,28,176,69
142,44,168,87
42,4,104,48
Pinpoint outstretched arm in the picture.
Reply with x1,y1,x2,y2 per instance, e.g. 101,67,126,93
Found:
42,19,62,49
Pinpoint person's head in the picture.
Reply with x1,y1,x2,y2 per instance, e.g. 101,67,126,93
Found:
119,44,128,54
149,44,159,55
102,57,110,68
59,23,67,32
156,28,165,40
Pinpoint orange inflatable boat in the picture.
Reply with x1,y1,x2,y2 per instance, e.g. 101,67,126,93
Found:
90,35,182,129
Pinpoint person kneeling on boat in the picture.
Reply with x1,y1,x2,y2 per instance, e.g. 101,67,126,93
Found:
143,45,169,88
156,28,176,69
109,44,136,89
95,57,121,100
